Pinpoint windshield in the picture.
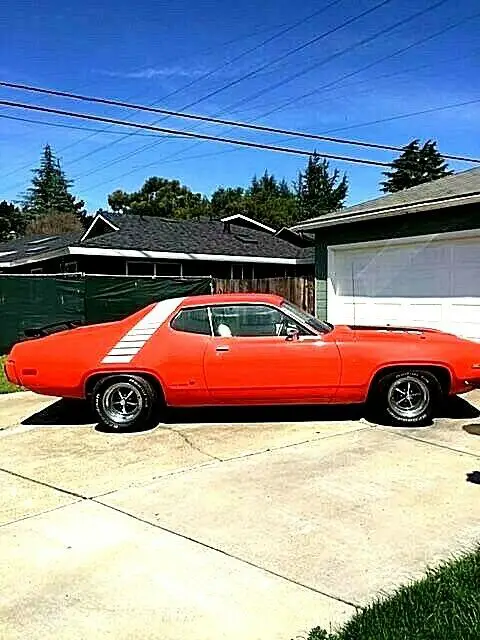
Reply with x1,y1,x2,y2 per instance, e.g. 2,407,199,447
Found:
281,301,333,334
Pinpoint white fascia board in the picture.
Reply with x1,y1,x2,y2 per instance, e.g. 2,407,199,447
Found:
291,192,480,231
80,213,120,242
68,246,313,265
219,214,276,234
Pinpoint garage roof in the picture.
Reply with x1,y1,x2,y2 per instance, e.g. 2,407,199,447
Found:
291,167,480,231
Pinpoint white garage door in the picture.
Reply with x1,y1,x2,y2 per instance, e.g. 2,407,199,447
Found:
328,232,480,340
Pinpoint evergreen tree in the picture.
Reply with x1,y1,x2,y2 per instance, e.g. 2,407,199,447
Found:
381,139,453,193
0,201,27,242
295,154,348,220
22,144,86,224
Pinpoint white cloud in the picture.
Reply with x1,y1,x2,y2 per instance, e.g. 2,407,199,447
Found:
97,66,207,80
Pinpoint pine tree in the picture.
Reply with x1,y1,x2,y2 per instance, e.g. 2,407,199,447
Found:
22,144,86,224
0,201,27,242
296,154,348,220
381,139,453,193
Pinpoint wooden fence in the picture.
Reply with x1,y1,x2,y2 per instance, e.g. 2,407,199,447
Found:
214,276,315,314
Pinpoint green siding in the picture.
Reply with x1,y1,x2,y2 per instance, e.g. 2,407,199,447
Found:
315,242,328,319
314,204,479,320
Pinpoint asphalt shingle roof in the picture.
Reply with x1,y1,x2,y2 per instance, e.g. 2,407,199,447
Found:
0,231,83,262
83,215,314,261
292,167,480,230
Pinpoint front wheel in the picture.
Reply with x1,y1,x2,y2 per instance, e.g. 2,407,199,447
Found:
92,375,158,431
369,370,442,427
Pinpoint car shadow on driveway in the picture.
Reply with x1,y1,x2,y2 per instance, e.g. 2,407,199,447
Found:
20,394,480,434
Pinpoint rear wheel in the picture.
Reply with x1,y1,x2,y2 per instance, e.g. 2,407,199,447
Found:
92,375,158,431
369,370,442,427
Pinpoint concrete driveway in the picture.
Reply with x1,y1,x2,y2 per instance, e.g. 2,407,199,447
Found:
1,392,479,639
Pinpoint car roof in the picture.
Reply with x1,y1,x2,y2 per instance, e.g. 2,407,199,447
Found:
180,293,284,307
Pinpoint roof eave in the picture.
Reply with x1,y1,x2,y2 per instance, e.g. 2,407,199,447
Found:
290,192,480,231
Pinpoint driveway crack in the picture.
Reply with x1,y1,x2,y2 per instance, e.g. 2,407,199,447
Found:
93,498,361,612
164,426,222,461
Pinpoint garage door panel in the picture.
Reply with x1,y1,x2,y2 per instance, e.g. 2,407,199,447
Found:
329,236,480,340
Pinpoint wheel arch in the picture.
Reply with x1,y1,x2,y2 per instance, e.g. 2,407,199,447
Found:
84,370,166,404
367,363,452,400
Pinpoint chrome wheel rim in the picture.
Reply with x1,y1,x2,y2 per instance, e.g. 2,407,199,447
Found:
387,376,429,419
102,382,143,425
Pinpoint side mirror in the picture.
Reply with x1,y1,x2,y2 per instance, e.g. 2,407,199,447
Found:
285,326,299,341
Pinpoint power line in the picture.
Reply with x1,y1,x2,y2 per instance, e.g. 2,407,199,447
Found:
0,13,317,180
42,0,348,172
214,0,451,117
81,4,480,191
0,100,390,167
4,78,480,165
320,96,480,134
0,113,168,138
254,8,480,120
122,6,480,183
46,0,393,182
72,0,464,189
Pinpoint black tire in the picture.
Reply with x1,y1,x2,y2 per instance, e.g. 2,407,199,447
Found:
92,375,158,431
368,369,442,427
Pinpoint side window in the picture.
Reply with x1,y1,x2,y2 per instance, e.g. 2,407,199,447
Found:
171,307,211,335
210,305,308,337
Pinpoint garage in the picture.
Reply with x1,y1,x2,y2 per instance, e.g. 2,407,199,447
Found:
291,167,480,342
327,231,480,340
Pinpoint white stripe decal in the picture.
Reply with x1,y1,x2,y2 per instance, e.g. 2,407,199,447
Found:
101,297,185,364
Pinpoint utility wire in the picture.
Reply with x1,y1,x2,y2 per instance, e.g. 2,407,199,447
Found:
73,0,464,188
321,96,480,134
214,0,451,116
0,113,168,138
79,2,479,191
0,100,390,166
4,79,479,165
41,0,348,172
253,9,480,120
42,0,393,180
0,13,320,180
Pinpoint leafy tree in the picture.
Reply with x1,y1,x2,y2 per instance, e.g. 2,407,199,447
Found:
25,212,84,235
381,139,453,193
0,200,28,242
244,171,297,227
295,154,348,219
108,177,210,219
210,187,245,218
22,144,87,224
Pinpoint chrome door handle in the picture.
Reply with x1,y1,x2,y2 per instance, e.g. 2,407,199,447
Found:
216,345,230,352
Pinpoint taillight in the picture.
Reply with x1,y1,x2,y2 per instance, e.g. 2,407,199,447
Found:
4,359,20,385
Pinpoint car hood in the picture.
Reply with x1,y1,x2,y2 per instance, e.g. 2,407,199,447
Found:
331,324,471,345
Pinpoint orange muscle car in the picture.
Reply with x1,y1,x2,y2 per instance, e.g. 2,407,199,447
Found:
4,293,480,429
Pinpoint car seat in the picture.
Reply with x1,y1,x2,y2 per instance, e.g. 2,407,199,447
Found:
217,323,232,337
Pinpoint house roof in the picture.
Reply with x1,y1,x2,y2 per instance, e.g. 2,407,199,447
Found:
0,231,83,264
79,215,314,262
0,215,314,267
291,167,480,231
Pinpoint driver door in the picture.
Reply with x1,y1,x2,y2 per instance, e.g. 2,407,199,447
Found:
203,303,341,404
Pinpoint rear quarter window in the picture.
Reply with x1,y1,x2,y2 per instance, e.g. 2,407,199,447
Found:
171,307,211,335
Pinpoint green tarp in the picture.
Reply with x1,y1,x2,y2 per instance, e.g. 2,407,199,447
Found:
0,275,212,354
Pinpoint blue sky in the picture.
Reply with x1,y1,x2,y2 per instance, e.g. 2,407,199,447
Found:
0,0,479,213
